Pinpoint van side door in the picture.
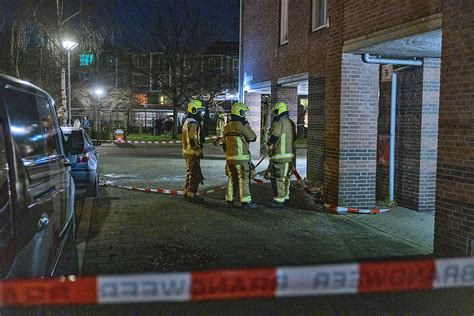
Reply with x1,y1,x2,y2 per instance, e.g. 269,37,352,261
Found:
0,119,14,278
3,85,65,277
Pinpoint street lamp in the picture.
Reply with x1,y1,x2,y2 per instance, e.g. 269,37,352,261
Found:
94,88,104,131
62,39,78,126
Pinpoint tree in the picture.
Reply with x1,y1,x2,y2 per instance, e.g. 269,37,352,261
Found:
0,0,117,124
133,0,222,139
100,88,138,132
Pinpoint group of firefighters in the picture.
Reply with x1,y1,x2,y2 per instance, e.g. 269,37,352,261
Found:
181,100,296,209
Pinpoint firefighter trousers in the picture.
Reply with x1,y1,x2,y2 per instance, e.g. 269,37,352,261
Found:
271,162,292,204
225,162,252,203
184,156,203,197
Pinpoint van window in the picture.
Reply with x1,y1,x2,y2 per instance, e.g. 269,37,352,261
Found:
3,87,59,164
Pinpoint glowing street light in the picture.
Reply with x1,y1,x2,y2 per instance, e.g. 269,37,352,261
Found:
94,88,104,98
62,39,78,126
93,88,105,131
62,40,79,51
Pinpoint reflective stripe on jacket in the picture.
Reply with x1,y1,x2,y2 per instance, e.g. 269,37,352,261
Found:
223,121,256,162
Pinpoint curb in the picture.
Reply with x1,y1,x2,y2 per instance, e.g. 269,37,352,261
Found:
1,257,473,306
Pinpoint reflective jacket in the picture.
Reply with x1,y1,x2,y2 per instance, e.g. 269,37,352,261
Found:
182,118,202,158
223,121,257,163
268,116,296,163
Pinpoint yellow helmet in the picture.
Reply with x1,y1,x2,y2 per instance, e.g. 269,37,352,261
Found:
231,102,249,118
272,102,289,116
187,100,205,114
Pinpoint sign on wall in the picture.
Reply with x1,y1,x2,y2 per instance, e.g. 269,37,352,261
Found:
80,53,94,66
381,64,393,82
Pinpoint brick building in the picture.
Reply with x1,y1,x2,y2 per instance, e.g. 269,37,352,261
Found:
241,0,473,257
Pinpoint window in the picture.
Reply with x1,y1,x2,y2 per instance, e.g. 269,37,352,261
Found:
4,88,59,163
312,0,327,31
280,0,289,44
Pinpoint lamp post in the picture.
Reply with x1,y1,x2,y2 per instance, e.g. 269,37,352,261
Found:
62,40,78,126
94,88,104,131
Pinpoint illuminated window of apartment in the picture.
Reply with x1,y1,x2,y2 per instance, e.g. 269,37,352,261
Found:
312,0,327,31
280,0,289,44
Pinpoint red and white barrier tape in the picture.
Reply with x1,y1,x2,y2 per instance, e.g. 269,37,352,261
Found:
1,257,473,306
100,181,185,196
324,204,390,215
109,136,218,145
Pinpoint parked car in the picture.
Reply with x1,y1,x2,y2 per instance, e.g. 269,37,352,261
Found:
61,127,99,198
0,74,77,278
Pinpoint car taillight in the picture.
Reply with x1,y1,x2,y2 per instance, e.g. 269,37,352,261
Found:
76,148,90,163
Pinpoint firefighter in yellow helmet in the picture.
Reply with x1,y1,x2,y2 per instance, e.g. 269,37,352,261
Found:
214,110,226,146
265,102,296,208
182,100,206,203
223,102,258,209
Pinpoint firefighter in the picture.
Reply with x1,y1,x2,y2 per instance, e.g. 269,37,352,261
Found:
265,102,296,208
182,100,206,203
223,102,258,209
214,111,226,146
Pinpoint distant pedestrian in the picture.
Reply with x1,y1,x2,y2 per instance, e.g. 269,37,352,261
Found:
182,100,206,203
73,119,81,128
164,118,173,136
155,118,163,135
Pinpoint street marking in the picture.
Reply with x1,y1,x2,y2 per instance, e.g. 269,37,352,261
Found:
191,268,276,301
98,273,191,303
358,259,435,293
276,264,359,296
434,258,474,289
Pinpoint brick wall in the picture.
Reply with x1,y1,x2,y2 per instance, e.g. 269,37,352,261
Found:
270,86,298,124
343,0,442,41
277,0,310,78
244,92,262,158
338,53,379,207
376,60,440,212
307,77,325,183
419,58,440,212
376,78,391,201
242,0,278,84
395,68,424,210
322,0,345,205
434,0,474,257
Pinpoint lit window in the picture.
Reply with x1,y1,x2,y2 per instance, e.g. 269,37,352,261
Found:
312,0,327,31
280,0,289,44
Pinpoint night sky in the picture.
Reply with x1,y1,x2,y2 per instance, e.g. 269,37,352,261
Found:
112,0,239,48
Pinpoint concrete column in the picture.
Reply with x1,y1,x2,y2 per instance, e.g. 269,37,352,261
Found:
307,77,325,183
337,53,379,208
244,92,262,159
435,1,474,257
270,86,298,124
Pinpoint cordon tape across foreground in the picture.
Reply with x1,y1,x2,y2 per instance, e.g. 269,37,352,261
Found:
0,258,473,306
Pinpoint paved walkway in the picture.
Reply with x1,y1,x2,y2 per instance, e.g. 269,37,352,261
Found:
79,144,434,276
